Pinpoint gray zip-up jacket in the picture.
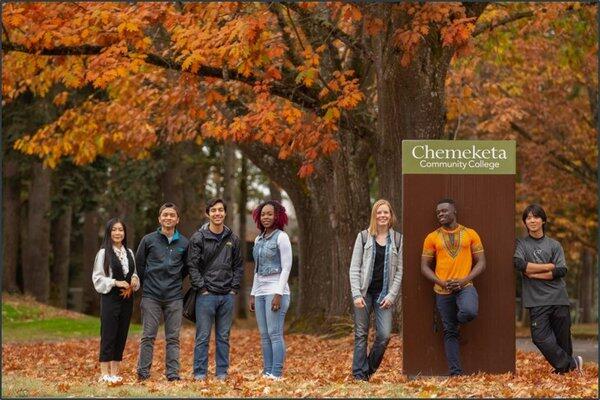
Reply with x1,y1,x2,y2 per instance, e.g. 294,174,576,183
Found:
349,228,403,303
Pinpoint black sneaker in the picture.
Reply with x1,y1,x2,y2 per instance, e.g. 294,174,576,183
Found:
167,376,182,382
137,374,149,382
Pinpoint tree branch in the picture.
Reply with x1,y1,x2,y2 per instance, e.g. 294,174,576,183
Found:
473,10,534,37
284,2,373,61
271,6,304,67
2,40,322,113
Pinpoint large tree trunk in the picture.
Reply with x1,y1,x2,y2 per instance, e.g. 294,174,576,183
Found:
81,210,100,314
50,204,72,308
240,133,370,321
3,155,21,293
22,162,52,302
367,3,488,222
367,4,488,330
369,10,452,223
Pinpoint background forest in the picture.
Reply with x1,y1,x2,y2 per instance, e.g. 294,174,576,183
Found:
2,2,597,329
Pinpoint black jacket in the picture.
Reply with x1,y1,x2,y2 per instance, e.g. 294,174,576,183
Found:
136,228,189,301
186,224,243,294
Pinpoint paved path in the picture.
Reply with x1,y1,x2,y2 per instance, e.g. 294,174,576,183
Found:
517,338,598,364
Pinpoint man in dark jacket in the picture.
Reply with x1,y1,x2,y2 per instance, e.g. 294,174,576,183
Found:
136,202,189,382
186,198,243,381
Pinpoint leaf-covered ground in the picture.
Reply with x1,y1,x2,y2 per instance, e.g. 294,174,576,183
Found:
2,327,597,398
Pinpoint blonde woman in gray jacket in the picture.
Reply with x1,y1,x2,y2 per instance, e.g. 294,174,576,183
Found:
349,199,403,381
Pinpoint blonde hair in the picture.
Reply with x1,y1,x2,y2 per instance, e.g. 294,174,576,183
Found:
368,199,396,235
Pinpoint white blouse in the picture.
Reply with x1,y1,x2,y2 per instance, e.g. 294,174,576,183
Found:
250,231,292,296
92,247,138,294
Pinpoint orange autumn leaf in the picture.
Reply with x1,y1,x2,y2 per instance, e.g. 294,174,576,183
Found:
119,286,133,299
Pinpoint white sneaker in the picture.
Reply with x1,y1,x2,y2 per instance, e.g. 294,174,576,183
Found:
110,375,123,382
574,356,583,375
268,374,283,381
98,375,113,383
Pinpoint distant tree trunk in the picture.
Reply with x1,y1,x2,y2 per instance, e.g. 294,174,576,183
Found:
161,142,209,237
3,155,21,293
268,181,282,202
180,143,209,236
116,200,136,249
161,144,184,210
237,156,248,319
22,162,51,303
50,205,72,308
19,198,28,291
222,144,236,228
579,247,594,323
81,210,100,314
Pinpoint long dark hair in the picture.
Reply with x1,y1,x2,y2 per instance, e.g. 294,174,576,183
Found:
252,200,289,232
101,217,128,275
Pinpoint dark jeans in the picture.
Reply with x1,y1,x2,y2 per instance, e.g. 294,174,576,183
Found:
99,294,133,362
137,297,183,379
436,285,478,375
529,305,576,373
193,293,235,377
352,292,393,380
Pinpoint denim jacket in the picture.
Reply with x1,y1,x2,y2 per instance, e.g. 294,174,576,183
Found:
349,228,403,303
253,229,282,276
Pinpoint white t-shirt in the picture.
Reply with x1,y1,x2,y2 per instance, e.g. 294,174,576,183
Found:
250,231,292,296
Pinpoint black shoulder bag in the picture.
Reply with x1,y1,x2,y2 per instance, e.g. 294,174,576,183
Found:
183,234,231,322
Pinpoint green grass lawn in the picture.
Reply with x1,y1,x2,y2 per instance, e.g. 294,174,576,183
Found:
2,297,141,342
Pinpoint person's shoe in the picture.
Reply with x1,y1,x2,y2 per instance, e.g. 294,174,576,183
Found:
573,356,584,375
167,375,182,382
215,374,228,381
137,373,149,382
194,374,206,381
262,373,273,379
268,374,283,381
98,374,113,383
110,375,123,383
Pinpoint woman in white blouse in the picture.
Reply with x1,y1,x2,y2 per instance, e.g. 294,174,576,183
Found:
92,218,140,383
249,200,292,380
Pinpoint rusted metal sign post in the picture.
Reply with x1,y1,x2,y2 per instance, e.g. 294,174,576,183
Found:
402,140,516,376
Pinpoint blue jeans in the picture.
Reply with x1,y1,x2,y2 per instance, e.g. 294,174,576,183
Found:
435,285,478,375
352,292,392,379
254,294,290,377
193,293,234,377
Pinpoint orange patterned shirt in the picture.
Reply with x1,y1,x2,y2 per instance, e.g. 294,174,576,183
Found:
422,224,484,294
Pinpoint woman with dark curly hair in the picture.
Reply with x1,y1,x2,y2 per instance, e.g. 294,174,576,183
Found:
249,200,292,380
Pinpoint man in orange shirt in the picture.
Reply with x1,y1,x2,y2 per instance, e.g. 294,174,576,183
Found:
421,198,486,376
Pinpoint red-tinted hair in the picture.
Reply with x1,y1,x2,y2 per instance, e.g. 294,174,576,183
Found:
252,200,289,232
